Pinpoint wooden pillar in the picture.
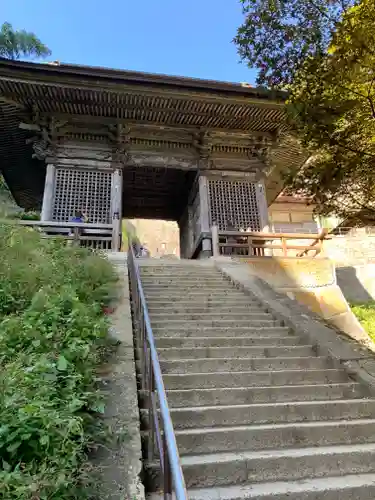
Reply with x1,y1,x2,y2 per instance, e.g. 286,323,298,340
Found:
256,180,270,231
198,174,212,257
111,168,123,251
41,164,56,221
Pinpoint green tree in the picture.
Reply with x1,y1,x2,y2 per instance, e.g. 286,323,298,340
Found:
0,22,51,60
235,0,375,223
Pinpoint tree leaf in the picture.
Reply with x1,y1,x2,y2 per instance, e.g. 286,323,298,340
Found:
57,354,68,371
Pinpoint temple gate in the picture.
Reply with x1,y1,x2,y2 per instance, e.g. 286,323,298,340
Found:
0,59,306,256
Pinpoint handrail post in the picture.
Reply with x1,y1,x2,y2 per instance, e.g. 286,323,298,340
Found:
211,224,219,258
163,433,172,500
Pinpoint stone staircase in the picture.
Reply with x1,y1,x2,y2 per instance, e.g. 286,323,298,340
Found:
138,259,375,499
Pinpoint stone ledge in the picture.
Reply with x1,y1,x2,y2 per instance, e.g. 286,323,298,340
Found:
92,267,145,500
215,260,375,393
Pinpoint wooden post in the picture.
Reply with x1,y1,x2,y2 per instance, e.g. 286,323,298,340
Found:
248,235,253,256
211,225,219,258
256,181,270,232
41,164,56,221
73,226,80,246
199,174,212,258
111,168,122,252
112,215,121,251
282,236,287,256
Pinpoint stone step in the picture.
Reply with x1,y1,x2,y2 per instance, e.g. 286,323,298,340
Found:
166,399,375,429
140,267,218,274
151,319,281,329
148,305,265,314
155,336,301,349
159,356,332,374
140,267,223,278
151,326,291,338
156,345,315,361
146,298,261,306
150,312,275,323
142,279,233,292
172,418,375,455
144,287,246,295
183,472,375,499
161,368,348,390
160,383,364,408
141,277,227,284
146,444,375,491
145,294,257,302
144,291,254,300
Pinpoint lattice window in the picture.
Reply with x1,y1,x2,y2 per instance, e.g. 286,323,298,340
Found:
208,179,260,231
53,168,112,223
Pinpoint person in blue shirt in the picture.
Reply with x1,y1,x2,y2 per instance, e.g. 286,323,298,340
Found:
71,210,88,223
69,210,88,242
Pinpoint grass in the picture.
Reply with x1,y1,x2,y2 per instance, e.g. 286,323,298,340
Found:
0,223,119,499
350,301,375,341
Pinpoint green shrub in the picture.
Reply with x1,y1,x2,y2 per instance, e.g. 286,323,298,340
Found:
0,224,118,499
351,301,375,342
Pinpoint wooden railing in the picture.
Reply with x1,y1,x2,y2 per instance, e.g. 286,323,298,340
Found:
18,220,119,251
211,226,330,258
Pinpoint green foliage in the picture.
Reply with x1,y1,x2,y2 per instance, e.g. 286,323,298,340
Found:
235,0,352,89
0,223,118,499
0,22,51,60
235,0,375,223
19,211,41,221
351,301,375,341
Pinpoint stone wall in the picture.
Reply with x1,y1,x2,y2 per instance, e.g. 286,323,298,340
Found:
324,232,375,266
235,256,369,344
324,233,375,303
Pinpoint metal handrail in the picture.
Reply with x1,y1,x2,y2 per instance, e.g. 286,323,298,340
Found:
127,241,188,500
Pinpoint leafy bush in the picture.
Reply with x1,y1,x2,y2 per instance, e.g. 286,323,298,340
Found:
0,223,118,499
351,301,375,342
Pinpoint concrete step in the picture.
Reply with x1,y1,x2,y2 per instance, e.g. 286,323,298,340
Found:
140,268,218,275
158,356,332,374
183,472,375,499
159,383,364,408
172,418,375,455
151,319,281,329
156,345,315,360
142,283,235,290
161,368,348,390
141,277,227,284
166,399,375,429
148,305,265,314
145,284,248,294
144,287,257,303
146,444,375,491
155,336,301,348
150,312,275,322
145,295,258,303
140,267,219,278
152,326,292,338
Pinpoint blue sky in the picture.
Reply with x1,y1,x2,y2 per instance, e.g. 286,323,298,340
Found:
2,0,257,84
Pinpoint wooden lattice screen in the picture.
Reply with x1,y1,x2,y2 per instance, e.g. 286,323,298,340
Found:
52,168,112,223
208,178,261,231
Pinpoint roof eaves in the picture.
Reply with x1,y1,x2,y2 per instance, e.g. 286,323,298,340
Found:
0,58,287,103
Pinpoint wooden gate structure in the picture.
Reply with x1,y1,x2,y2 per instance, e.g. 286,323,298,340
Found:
0,59,306,256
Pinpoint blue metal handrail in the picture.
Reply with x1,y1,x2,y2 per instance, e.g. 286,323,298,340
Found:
127,241,188,500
